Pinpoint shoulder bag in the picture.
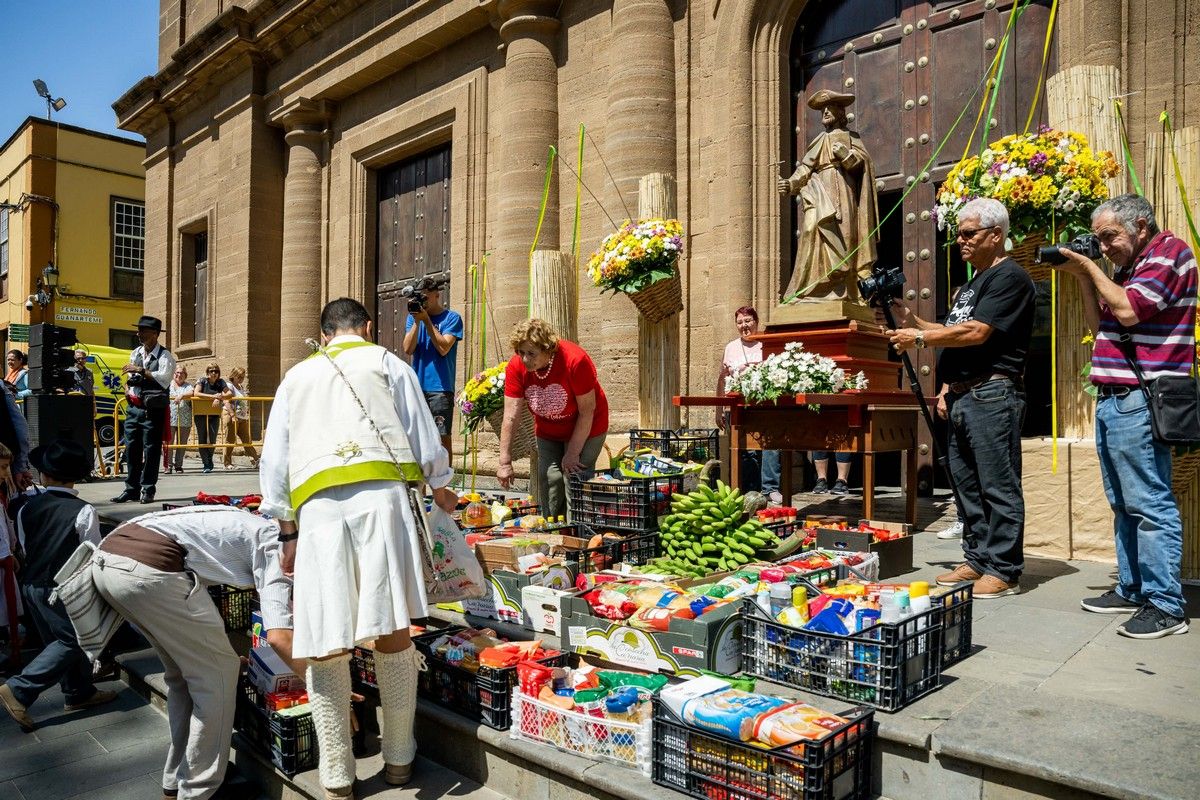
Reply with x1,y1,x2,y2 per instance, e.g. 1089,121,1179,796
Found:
49,542,124,663
1115,332,1200,446
310,341,486,602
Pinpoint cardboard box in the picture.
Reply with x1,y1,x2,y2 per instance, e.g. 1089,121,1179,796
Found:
248,644,303,695
557,583,742,676
459,564,576,625
816,521,914,579
520,584,575,634
475,534,590,574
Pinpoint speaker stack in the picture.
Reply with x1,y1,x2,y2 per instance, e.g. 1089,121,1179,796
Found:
24,323,94,470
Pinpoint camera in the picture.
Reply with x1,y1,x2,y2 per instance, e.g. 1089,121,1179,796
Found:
24,297,34,311
858,264,907,306
1035,233,1102,265
399,273,449,314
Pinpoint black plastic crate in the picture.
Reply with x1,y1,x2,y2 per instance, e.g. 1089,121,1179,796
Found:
933,583,974,668
350,645,378,692
235,676,318,777
564,525,660,573
410,626,568,730
739,598,943,712
630,428,720,463
208,585,258,633
568,472,685,533
160,502,189,511
651,698,874,800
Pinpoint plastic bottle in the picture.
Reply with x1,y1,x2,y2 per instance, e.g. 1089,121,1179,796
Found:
895,589,912,620
880,593,901,625
769,583,792,618
756,587,772,615
910,580,931,653
791,586,809,622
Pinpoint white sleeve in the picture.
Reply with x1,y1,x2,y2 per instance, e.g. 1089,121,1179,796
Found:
254,537,293,630
384,352,453,489
258,380,295,521
77,504,101,545
149,349,176,390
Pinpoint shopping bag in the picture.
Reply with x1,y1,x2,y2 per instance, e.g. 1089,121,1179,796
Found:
50,542,123,663
409,489,487,603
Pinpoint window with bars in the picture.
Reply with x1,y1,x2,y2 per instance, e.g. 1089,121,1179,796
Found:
0,208,8,300
112,198,145,299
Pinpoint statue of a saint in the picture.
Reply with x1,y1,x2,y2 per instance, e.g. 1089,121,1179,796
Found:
778,90,879,302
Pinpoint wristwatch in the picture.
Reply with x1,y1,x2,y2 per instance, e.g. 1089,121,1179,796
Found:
915,331,926,349
277,531,299,542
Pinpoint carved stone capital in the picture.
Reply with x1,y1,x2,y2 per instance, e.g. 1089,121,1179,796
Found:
497,0,560,43
269,97,335,134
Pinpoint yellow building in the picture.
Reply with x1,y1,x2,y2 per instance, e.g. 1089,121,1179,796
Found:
0,117,145,351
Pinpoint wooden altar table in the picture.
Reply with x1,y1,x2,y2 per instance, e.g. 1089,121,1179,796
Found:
676,391,922,525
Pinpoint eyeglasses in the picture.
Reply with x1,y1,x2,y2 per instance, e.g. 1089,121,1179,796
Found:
956,226,997,241
207,369,219,374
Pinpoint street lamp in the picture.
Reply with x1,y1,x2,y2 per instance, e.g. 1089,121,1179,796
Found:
32,79,67,119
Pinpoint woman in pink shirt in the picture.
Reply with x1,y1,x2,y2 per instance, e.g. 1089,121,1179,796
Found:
716,306,781,503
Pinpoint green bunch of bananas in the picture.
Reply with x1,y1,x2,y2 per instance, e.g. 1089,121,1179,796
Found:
647,480,781,578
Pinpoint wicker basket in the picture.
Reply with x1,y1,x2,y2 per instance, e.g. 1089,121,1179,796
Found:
487,408,536,461
1008,232,1052,283
626,271,683,323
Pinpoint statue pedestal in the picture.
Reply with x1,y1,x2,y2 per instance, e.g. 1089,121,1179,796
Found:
751,313,903,394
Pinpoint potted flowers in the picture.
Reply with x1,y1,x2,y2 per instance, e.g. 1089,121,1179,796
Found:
725,342,868,407
935,128,1120,279
587,218,684,322
459,362,534,458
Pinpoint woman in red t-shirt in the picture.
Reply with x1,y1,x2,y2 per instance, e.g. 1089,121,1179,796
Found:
498,319,610,519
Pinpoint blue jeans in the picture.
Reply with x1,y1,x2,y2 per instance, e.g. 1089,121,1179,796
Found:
811,451,852,464
739,450,780,494
1095,393,1186,619
947,379,1026,583
6,585,97,708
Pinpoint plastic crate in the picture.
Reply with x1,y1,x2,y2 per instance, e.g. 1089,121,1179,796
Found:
933,583,974,668
629,428,720,463
565,525,660,573
510,688,653,774
350,645,377,692
652,698,874,800
234,677,318,777
568,472,686,533
207,585,258,633
407,628,568,730
739,598,943,712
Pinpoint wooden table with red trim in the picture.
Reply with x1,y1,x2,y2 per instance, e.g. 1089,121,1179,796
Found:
675,391,922,525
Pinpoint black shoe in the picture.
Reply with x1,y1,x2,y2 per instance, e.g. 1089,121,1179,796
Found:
831,479,849,495
1117,604,1188,639
140,489,155,504
811,478,829,494
111,489,139,503
1080,590,1140,614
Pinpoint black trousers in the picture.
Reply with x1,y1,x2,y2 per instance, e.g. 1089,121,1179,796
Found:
195,415,221,470
124,404,167,492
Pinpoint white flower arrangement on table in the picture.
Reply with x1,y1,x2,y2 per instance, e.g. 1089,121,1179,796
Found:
724,342,868,406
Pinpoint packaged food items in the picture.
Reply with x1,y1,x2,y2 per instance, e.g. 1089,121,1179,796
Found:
753,703,849,746
684,689,790,742
661,678,847,748
463,501,493,528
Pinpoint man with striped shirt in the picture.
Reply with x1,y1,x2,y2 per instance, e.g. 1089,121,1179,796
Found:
1055,194,1195,639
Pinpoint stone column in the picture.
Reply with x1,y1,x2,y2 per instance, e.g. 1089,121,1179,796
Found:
605,0,679,429
271,99,331,373
495,0,560,352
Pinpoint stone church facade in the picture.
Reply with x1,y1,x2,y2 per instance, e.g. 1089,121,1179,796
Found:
117,1,1200,569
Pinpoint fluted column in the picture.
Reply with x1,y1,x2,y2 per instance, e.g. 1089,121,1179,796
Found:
605,0,679,428
495,0,560,351
272,99,331,373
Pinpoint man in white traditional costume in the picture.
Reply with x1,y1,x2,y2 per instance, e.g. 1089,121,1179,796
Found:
259,298,456,800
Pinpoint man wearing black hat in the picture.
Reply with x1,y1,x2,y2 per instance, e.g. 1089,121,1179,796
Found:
0,441,116,732
113,315,177,504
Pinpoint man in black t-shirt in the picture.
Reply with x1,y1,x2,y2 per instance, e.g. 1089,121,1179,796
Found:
888,198,1036,599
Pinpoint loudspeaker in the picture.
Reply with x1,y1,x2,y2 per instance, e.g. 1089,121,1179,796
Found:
24,394,94,472
28,323,78,392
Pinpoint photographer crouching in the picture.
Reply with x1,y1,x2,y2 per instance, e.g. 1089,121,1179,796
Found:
402,276,463,461
1050,194,1194,639
887,198,1036,599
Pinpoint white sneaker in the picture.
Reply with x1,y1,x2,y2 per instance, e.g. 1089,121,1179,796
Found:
767,491,783,505
937,521,964,539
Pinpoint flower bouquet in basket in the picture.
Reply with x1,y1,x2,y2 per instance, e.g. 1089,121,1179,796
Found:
587,218,684,323
935,127,1120,280
725,342,867,409
459,362,536,459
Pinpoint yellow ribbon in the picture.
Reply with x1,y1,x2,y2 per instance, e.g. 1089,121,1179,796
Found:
1022,0,1059,134
528,146,558,314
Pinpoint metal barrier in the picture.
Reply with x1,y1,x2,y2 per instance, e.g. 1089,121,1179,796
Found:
108,394,275,477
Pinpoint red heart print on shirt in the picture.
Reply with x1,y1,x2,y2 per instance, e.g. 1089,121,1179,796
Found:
525,383,569,419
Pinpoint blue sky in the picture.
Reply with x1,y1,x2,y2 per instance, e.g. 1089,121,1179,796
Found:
0,1,159,141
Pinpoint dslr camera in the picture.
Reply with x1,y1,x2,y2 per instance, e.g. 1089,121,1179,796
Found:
1035,233,1102,265
858,264,907,307
399,273,449,314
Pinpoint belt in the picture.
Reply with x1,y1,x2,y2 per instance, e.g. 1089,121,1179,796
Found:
1096,384,1135,397
947,373,1019,395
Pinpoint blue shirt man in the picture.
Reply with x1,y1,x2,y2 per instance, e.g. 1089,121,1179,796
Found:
403,283,463,457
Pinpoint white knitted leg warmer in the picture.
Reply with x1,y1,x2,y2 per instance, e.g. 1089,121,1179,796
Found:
374,646,419,767
306,654,356,793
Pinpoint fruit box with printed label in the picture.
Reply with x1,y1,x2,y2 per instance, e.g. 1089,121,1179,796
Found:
455,564,577,626
520,584,576,635
557,580,742,676
816,520,914,579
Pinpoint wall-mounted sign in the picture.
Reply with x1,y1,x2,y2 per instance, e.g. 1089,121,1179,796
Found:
9,323,29,343
56,305,103,325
